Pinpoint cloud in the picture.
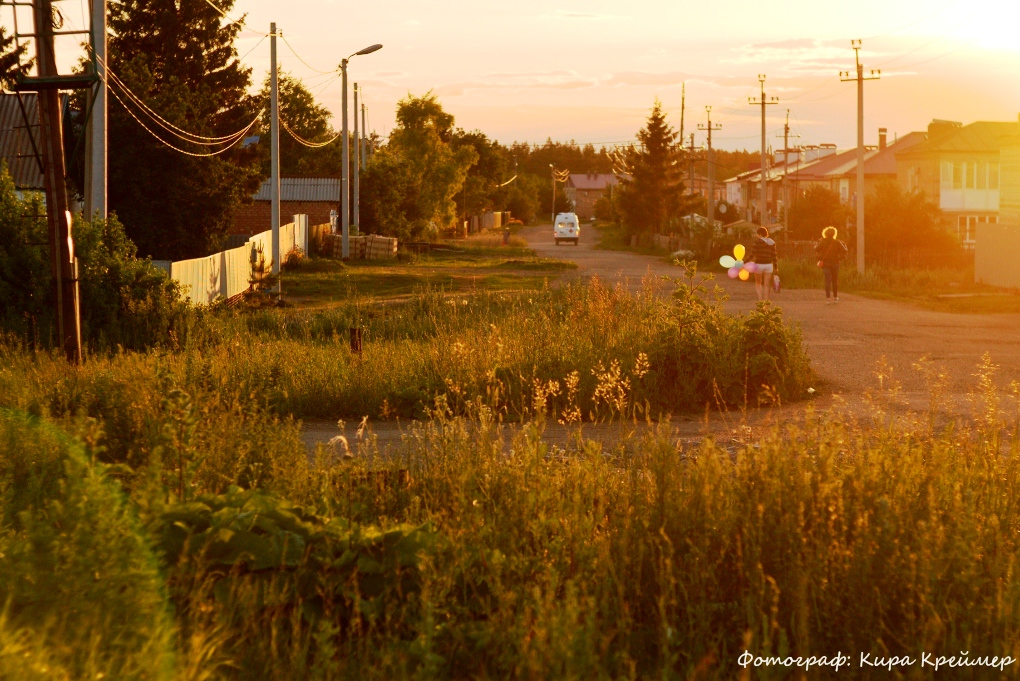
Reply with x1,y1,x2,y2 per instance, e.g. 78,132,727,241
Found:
750,38,817,50
433,70,601,96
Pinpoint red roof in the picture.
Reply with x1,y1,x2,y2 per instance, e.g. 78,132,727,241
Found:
566,173,619,190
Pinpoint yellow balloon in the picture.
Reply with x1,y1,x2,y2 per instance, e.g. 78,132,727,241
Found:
734,244,745,260
738,269,750,281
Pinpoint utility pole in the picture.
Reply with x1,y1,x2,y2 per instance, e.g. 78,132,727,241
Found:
550,164,556,224
353,83,359,236
748,74,778,228
686,133,696,199
698,107,722,224
361,101,367,170
679,82,685,144
775,110,799,238
340,57,350,259
841,39,880,274
84,0,107,220
270,23,281,290
33,0,81,362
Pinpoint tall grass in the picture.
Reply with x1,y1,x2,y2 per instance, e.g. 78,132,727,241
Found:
4,358,1020,678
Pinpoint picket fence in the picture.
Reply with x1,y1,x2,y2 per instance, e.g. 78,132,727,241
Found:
168,216,309,304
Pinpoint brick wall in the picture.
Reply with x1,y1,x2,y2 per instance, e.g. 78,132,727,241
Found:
232,201,336,236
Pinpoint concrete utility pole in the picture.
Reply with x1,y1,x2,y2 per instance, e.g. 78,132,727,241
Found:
361,101,367,170
748,74,778,228
698,107,722,224
339,44,382,259
270,23,281,291
84,0,107,220
340,58,350,259
353,83,359,236
33,0,81,362
686,133,696,199
841,39,880,274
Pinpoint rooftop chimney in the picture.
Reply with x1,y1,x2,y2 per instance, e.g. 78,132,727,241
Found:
878,128,887,150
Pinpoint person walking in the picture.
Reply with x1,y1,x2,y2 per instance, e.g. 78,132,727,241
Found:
815,226,848,303
749,226,778,302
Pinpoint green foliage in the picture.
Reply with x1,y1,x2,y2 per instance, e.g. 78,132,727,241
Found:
617,100,690,236
0,27,30,90
104,0,263,259
361,93,477,240
788,185,849,240
0,164,191,350
0,410,174,680
865,180,961,261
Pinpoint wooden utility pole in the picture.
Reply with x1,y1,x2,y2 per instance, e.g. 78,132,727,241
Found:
270,23,281,287
748,75,778,228
686,133,696,199
698,107,722,224
679,82,685,144
775,110,799,237
33,0,81,362
841,40,880,273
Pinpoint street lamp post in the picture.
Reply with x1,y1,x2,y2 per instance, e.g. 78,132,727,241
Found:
340,44,382,260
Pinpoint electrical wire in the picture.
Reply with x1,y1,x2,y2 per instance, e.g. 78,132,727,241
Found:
282,34,336,75
201,0,271,36
108,83,260,157
91,46,261,144
280,118,340,148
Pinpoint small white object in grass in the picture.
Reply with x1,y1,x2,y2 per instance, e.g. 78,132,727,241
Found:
328,435,352,458
807,387,816,395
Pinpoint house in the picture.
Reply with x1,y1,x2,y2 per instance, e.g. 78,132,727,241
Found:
975,131,1020,287
0,93,44,193
824,129,926,204
724,144,843,223
896,119,1020,247
564,173,619,220
232,177,340,237
686,170,726,205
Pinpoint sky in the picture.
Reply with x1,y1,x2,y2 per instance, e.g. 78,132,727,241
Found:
21,0,1020,152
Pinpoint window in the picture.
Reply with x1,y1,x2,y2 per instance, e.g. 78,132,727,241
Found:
965,162,976,189
941,161,953,190
953,162,964,189
977,161,987,189
990,163,1000,189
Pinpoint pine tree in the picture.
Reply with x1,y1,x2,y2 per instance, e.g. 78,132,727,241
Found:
0,28,30,89
617,100,686,236
106,0,262,259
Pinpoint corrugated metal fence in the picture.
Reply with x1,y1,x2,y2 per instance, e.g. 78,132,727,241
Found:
168,216,309,304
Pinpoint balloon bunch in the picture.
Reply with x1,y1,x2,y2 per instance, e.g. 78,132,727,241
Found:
719,244,757,281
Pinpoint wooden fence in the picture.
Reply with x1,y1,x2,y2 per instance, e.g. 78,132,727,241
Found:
318,233,398,259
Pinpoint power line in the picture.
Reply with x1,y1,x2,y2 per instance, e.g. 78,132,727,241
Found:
281,118,340,147
281,34,336,75
201,0,271,36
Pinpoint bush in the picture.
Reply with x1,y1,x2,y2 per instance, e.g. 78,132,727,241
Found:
0,163,191,350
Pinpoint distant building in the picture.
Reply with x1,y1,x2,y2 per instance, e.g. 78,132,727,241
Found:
824,129,926,204
232,177,340,236
896,119,1020,247
564,173,619,219
0,93,44,193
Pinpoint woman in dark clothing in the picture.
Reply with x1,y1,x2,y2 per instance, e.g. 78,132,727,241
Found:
815,226,848,303
749,226,778,301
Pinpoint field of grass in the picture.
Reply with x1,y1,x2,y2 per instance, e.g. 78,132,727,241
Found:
3,346,1020,678
592,222,675,259
778,257,1020,313
284,235,576,307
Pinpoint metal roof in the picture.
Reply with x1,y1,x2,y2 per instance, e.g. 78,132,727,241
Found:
899,121,1020,157
253,177,340,202
824,131,927,178
0,93,44,190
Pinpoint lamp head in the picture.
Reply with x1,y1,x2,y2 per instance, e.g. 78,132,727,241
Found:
355,44,383,56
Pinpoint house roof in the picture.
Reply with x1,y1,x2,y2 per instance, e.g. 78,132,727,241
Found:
253,177,341,202
898,121,1020,157
824,132,928,178
566,173,618,190
0,93,44,190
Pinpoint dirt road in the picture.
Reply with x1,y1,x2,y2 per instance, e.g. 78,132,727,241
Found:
521,224,1020,399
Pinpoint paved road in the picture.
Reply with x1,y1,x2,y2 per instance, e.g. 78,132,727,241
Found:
521,224,1020,399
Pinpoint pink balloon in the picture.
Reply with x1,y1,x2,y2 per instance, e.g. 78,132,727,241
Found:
744,262,757,273
728,267,740,279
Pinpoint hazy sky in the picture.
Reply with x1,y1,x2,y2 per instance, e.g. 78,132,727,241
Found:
34,0,1020,151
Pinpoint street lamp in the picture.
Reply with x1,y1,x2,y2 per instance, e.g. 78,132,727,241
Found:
340,44,383,259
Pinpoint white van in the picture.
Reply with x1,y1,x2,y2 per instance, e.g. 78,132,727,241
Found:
554,213,580,245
